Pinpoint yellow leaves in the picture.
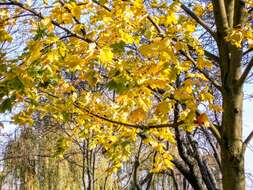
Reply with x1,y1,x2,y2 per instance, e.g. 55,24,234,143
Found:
46,50,59,63
246,0,253,5
248,39,253,49
139,38,171,58
78,92,92,107
183,81,193,94
65,3,82,19
197,57,213,69
194,4,204,16
146,62,165,75
20,73,34,88
185,22,196,33
99,46,114,64
73,24,85,34
209,104,223,112
155,102,170,115
51,5,73,24
0,29,12,42
200,91,214,102
165,12,177,25
139,44,154,57
186,73,208,81
102,16,113,25
58,41,68,57
41,17,54,32
83,71,98,87
226,24,253,48
62,13,73,24
128,107,147,123
60,82,76,93
12,111,34,126
207,3,213,12
27,40,43,63
133,0,143,9
0,14,12,42
225,29,243,48
64,54,83,67
148,79,168,89
1,0,230,177
119,30,134,44
44,36,58,45
137,96,150,112
0,9,9,18
180,110,196,123
150,153,174,173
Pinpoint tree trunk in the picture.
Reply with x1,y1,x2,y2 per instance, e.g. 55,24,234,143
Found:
212,0,245,185
220,45,245,190
221,88,244,190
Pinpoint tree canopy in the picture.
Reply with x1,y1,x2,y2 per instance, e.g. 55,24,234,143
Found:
0,0,253,190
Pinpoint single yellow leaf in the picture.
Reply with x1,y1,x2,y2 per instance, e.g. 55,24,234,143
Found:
99,46,114,64
155,102,170,115
128,108,147,123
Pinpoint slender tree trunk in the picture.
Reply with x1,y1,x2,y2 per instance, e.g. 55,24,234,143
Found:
212,0,245,187
220,44,245,190
82,141,86,190
221,87,244,190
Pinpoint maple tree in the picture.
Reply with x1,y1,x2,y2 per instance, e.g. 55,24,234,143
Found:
0,0,253,190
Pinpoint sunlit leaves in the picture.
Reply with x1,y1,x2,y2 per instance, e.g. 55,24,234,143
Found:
226,30,243,48
99,46,114,64
128,107,147,123
155,102,171,115
65,2,82,19
0,29,12,42
225,25,253,48
193,4,204,16
0,0,225,175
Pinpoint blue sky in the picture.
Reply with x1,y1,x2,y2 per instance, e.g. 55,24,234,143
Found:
243,84,253,189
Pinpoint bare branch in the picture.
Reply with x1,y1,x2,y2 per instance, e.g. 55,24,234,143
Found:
147,15,165,36
204,50,219,63
179,2,217,40
243,130,253,153
92,0,111,12
238,57,253,86
243,48,253,56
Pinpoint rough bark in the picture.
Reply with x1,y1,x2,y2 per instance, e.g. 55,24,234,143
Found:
221,77,244,190
212,0,246,189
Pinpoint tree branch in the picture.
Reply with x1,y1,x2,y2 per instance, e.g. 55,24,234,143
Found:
203,50,219,63
180,50,222,92
147,15,165,36
243,130,253,153
243,48,253,56
208,123,222,144
145,14,222,92
238,57,253,86
73,102,183,130
0,1,93,43
202,127,222,170
39,90,183,130
179,2,217,40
